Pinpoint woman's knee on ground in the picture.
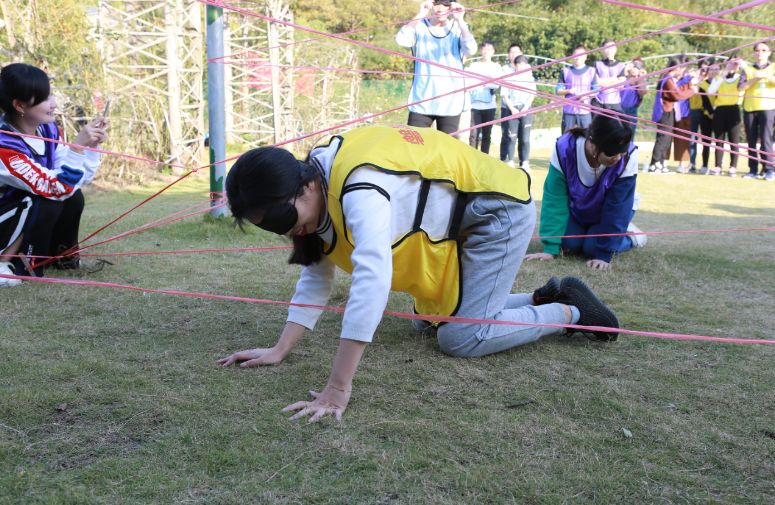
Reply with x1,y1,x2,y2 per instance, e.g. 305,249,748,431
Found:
436,325,479,358
561,236,584,255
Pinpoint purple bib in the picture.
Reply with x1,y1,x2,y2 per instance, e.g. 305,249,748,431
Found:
675,75,692,121
595,60,625,105
561,66,596,115
556,133,633,226
620,86,642,110
651,76,672,123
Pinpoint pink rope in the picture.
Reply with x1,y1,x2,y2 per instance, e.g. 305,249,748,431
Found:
458,39,775,163
2,274,773,346
207,0,524,64
42,0,769,259
0,128,185,170
602,0,775,32
5,225,773,261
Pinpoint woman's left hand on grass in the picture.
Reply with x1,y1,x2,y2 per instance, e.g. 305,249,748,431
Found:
586,259,610,270
282,385,351,423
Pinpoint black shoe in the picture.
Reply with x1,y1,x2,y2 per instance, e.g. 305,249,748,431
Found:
51,245,81,270
52,254,81,270
533,276,561,305
557,277,619,342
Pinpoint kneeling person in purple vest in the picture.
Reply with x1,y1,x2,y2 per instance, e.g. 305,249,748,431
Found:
218,125,621,423
525,115,646,271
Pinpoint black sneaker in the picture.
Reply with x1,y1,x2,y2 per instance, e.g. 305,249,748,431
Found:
557,277,619,342
51,245,81,270
533,276,561,305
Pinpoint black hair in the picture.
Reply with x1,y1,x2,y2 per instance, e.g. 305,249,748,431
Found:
482,40,496,50
665,57,682,71
226,146,323,265
508,43,522,53
573,44,587,53
630,57,645,70
0,63,51,118
514,55,529,66
602,39,616,46
569,114,633,156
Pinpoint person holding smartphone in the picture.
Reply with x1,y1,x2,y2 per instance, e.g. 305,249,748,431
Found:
0,63,108,286
395,0,477,134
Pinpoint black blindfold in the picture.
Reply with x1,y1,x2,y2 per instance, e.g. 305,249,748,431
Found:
255,201,298,235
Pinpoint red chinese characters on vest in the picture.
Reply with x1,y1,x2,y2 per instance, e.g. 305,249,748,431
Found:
397,128,424,146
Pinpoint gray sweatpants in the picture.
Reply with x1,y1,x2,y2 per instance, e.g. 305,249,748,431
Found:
434,197,569,357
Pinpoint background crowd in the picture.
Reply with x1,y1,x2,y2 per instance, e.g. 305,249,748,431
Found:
397,0,775,181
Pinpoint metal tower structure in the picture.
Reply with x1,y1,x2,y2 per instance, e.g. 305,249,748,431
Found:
97,0,205,171
222,0,295,148
222,0,359,153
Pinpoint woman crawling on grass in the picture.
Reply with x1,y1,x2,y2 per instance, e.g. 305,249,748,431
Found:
525,114,646,271
219,125,619,422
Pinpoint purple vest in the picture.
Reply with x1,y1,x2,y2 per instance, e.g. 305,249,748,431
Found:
556,133,633,226
651,76,671,123
620,86,642,110
595,60,625,105
561,66,596,115
0,121,59,169
675,75,692,121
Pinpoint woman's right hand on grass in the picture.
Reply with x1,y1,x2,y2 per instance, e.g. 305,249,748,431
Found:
217,347,286,368
524,252,555,262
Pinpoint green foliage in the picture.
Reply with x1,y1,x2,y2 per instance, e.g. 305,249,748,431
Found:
0,0,103,129
292,0,774,80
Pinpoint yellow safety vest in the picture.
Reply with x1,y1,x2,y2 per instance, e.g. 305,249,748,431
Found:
698,80,715,119
689,86,703,110
742,64,775,112
713,77,742,107
323,125,531,319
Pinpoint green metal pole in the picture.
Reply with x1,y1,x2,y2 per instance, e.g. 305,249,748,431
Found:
206,4,227,217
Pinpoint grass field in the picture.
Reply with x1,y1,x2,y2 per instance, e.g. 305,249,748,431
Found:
1,146,774,504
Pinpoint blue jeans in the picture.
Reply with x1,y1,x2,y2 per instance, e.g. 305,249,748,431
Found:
561,113,591,133
622,106,639,138
561,211,635,259
499,107,532,164
689,109,703,167
434,198,570,357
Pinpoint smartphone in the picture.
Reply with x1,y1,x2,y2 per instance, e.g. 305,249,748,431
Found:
99,97,112,127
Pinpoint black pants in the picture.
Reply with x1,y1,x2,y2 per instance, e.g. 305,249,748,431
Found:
693,112,713,168
650,110,675,165
713,105,741,169
407,111,461,135
468,108,496,154
12,190,84,276
499,107,533,164
742,109,775,175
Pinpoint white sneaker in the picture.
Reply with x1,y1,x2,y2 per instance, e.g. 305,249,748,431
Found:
505,160,515,168
627,222,647,248
520,161,531,172
0,261,21,287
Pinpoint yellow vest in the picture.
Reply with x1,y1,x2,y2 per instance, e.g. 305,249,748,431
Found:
742,64,775,112
714,77,742,107
698,80,715,118
324,125,531,319
689,88,703,110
